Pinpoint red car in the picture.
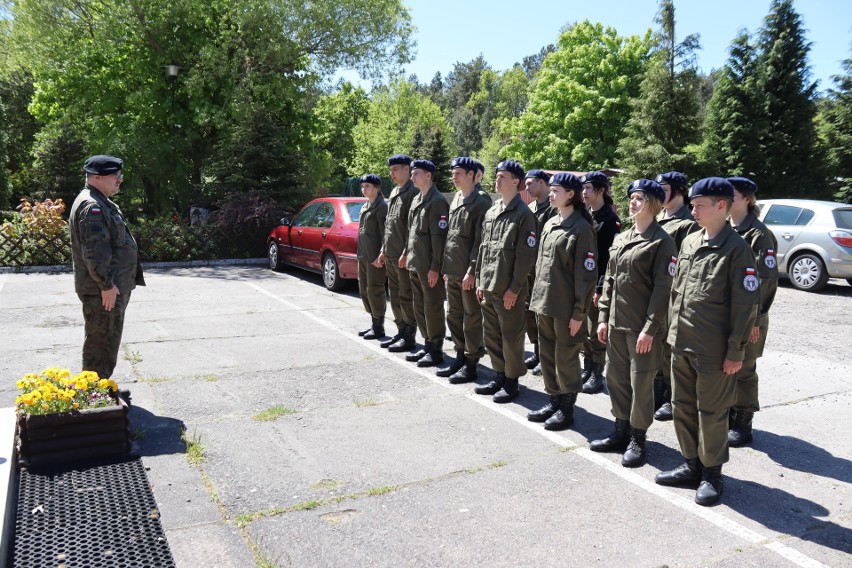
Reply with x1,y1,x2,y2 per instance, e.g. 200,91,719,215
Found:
267,197,367,290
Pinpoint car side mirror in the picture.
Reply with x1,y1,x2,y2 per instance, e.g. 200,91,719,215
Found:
281,217,291,226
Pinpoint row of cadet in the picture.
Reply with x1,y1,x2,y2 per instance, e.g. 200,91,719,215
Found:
354,154,776,508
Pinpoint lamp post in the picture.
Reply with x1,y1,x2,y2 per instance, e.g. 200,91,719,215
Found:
165,64,180,210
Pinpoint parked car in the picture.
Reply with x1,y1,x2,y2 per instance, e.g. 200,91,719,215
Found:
757,199,852,291
267,197,367,291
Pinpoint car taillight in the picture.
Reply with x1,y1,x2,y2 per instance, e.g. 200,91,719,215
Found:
829,230,852,248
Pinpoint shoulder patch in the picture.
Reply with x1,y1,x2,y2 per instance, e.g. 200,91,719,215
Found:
90,207,102,215
764,249,776,269
527,231,537,248
743,267,760,292
437,215,448,230
584,252,596,271
668,256,677,277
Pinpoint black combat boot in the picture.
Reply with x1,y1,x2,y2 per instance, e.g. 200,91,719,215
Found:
695,465,724,506
582,362,606,394
728,410,754,447
380,324,404,348
653,375,666,409
436,351,465,378
621,428,647,468
448,359,478,384
388,325,416,353
475,372,505,395
532,361,542,376
357,324,373,337
362,317,385,340
728,408,737,429
589,418,631,452
544,392,576,431
654,384,673,421
580,357,594,383
405,343,429,362
655,458,702,488
527,395,560,423
417,342,444,367
493,377,520,403
524,343,540,369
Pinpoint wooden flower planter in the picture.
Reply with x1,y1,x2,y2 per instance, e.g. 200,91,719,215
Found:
15,395,131,467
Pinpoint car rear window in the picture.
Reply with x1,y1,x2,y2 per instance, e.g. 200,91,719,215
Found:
347,202,365,222
834,208,852,229
763,204,814,226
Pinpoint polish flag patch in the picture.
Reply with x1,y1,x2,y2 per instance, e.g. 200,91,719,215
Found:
668,256,677,277
584,252,596,271
527,231,537,247
765,249,776,269
743,267,759,291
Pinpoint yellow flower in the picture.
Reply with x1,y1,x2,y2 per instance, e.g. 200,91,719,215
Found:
108,380,118,392
40,403,49,411
72,402,80,409
98,378,110,390
58,369,71,379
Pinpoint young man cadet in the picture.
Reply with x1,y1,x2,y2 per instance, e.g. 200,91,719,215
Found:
356,174,389,340
475,160,538,402
401,159,450,367
656,177,759,507
437,157,492,382
522,169,555,376
653,171,699,421
379,154,418,353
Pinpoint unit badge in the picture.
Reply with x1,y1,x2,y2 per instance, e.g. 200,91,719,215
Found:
764,249,776,269
668,256,677,277
437,215,448,230
743,267,760,292
527,231,537,248
584,252,596,271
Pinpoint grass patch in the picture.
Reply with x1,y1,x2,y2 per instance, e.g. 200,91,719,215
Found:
354,399,378,408
130,428,146,441
122,347,143,365
253,406,298,421
141,375,176,384
366,485,399,496
181,429,206,466
310,479,341,492
488,460,508,469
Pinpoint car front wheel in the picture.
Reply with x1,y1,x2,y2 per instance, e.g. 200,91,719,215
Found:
268,241,284,272
322,252,346,291
789,252,829,292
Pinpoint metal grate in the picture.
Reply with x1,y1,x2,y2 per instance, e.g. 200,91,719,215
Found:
11,456,176,568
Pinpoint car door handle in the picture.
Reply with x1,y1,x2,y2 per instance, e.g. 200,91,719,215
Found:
782,233,794,240
321,232,327,238
297,229,302,235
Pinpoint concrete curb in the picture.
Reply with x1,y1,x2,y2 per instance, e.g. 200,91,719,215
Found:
0,258,267,275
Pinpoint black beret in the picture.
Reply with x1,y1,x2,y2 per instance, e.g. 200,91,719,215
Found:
580,171,609,187
689,177,734,200
656,171,689,189
451,157,477,172
628,179,666,203
496,159,525,179
525,169,551,182
387,154,412,167
727,176,758,194
360,174,382,187
474,160,485,174
83,155,123,175
549,172,583,191
410,159,436,174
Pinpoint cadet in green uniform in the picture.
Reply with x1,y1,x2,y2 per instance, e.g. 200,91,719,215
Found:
475,160,538,402
580,171,621,394
522,169,555,376
653,171,698,421
69,155,145,383
727,177,778,447
401,160,450,367
356,174,389,340
379,155,419,353
527,173,598,429
591,179,676,466
656,177,759,507
437,157,492,382
474,160,488,195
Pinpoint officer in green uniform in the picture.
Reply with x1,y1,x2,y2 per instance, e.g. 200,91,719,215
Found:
522,169,555,376
656,177,759,507
475,160,538,403
527,173,598,430
356,174,389,340
653,171,699,421
379,155,419,353
69,155,144,382
401,160,450,367
437,157,492,382
580,171,621,394
727,176,779,447
591,179,676,466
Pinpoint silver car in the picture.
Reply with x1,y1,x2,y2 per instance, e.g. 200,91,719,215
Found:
757,199,852,292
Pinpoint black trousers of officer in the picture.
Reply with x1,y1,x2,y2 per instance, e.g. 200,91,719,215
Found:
358,258,387,319
409,269,446,344
537,314,583,394
79,291,132,379
446,275,485,360
481,290,528,379
385,258,415,328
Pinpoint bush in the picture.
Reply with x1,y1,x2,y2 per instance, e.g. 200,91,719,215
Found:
0,199,72,266
206,190,286,258
130,216,217,262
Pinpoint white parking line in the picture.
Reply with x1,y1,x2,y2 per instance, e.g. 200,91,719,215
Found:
247,281,828,568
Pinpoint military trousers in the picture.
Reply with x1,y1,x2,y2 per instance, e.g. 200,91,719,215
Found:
671,349,738,467
446,276,485,360
524,273,539,345
582,300,606,366
385,258,415,328
357,258,387,319
481,290,528,379
606,330,663,430
733,323,767,412
537,314,583,395
79,290,132,380
409,269,446,344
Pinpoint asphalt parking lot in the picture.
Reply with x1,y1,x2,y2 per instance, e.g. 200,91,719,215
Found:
1,266,850,567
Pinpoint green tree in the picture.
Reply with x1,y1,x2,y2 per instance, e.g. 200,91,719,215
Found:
617,0,703,179
506,21,652,170
312,82,370,191
816,51,852,202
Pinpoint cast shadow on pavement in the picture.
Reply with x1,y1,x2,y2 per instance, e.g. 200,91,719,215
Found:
747,430,852,486
726,478,852,556
128,405,187,457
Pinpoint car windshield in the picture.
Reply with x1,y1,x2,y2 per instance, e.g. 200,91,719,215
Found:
346,202,366,222
833,208,852,229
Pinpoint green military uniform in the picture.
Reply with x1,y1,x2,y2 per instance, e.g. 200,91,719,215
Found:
598,222,676,429
443,189,491,360
732,213,779,411
582,205,621,369
357,195,388,319
525,199,556,348
405,184,450,344
69,185,144,379
476,193,539,379
383,179,418,330
529,210,598,395
668,224,759,467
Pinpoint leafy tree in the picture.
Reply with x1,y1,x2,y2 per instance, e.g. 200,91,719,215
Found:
520,44,556,79
312,82,370,191
816,51,852,202
0,97,8,209
411,125,452,190
617,0,703,179
506,21,652,171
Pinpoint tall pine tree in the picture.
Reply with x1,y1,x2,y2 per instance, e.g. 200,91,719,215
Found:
816,51,852,202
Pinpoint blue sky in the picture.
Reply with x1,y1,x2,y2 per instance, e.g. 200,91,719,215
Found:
388,0,851,92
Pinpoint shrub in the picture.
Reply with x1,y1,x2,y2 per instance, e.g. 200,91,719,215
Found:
206,190,286,258
130,216,217,262
0,199,72,266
